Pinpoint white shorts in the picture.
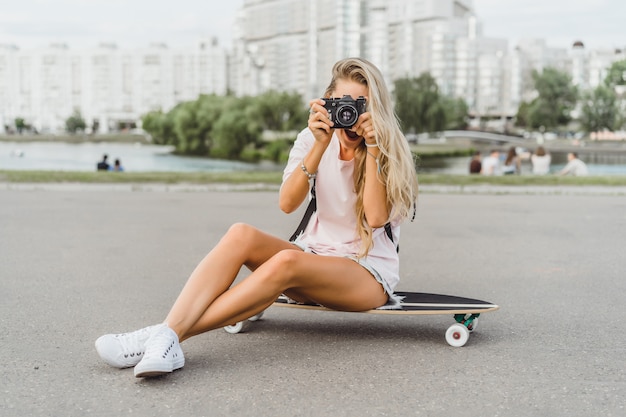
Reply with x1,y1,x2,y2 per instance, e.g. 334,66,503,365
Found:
290,241,403,310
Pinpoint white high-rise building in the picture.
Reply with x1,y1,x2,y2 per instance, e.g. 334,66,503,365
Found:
230,0,510,118
2,1,624,133
229,0,624,125
587,47,625,88
9,43,77,132
0,44,21,131
384,0,475,95
229,0,365,100
570,41,589,90
456,35,508,116
0,39,227,133
231,0,479,96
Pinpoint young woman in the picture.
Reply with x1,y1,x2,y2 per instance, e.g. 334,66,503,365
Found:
502,146,521,175
95,57,419,378
531,146,551,175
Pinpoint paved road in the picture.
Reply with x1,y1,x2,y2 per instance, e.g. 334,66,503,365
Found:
1,187,624,416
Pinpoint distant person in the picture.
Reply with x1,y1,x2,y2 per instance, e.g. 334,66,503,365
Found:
481,149,501,175
97,154,110,171
502,146,521,175
559,152,588,176
531,146,551,175
112,158,124,172
469,151,482,174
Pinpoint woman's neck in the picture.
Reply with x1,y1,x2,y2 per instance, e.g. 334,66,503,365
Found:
339,143,356,161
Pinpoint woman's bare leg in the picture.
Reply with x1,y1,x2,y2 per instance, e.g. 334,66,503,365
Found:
163,223,298,339
179,249,388,340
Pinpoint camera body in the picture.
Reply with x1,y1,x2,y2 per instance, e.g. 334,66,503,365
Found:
322,95,367,129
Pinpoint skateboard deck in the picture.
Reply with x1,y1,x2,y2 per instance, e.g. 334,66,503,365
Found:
224,291,499,347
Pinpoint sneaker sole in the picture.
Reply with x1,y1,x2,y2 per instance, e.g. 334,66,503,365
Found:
134,369,171,378
134,358,185,378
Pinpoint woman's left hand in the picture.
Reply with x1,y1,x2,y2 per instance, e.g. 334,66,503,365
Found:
350,112,377,145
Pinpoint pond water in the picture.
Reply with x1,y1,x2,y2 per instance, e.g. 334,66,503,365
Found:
0,141,279,172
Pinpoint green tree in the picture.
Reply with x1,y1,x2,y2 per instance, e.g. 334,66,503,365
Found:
617,104,626,131
211,97,262,159
394,73,455,133
140,92,306,160
249,90,308,131
527,67,578,130
515,101,531,128
65,110,87,134
172,95,226,155
394,74,444,133
580,85,619,133
602,59,626,131
441,96,468,129
173,101,207,155
14,117,27,134
142,110,176,145
603,59,626,87
393,78,416,132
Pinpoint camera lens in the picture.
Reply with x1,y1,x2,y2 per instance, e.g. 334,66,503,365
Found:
337,105,357,126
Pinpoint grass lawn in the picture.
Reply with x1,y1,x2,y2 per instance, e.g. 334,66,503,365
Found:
2,169,626,187
0,170,285,184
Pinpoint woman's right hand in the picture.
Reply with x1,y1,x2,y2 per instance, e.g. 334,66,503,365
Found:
308,99,334,145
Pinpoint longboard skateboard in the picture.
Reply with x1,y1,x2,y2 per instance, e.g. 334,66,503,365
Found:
224,291,499,347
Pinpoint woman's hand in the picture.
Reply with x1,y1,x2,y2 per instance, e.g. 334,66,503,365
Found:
351,112,377,145
308,99,334,145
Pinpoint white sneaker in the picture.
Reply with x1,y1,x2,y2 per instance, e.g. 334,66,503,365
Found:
134,325,185,378
95,324,163,368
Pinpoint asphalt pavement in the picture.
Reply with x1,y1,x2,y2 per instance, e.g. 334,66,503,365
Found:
1,185,624,416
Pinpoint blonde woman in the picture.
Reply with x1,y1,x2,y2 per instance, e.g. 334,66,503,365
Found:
95,57,419,378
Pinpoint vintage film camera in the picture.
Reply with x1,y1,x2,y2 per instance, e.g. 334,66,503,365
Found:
322,95,367,129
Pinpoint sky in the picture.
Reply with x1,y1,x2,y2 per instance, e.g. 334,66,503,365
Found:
0,0,624,50
0,0,244,49
474,0,626,49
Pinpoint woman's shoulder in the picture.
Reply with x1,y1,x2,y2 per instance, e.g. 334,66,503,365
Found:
290,128,315,151
296,127,314,140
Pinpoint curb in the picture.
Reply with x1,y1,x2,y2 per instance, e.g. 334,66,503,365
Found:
2,182,626,195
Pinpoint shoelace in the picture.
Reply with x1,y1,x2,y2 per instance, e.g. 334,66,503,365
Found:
116,325,160,358
143,327,176,359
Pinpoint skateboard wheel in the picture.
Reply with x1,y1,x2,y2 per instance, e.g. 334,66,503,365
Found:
445,323,470,347
224,321,248,334
249,311,264,322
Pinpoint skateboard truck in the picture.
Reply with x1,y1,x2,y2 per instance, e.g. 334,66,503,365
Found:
455,313,480,331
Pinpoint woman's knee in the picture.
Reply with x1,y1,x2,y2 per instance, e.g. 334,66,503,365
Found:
223,223,259,246
222,223,285,269
260,249,303,286
226,222,256,236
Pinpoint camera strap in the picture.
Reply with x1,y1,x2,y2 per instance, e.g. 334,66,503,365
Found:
289,179,317,242
288,180,397,251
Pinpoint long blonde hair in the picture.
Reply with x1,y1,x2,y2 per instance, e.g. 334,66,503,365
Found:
324,57,419,256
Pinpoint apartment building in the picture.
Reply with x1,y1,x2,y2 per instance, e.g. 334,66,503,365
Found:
228,0,516,120
229,0,479,99
0,39,227,132
230,0,625,123
2,0,624,133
